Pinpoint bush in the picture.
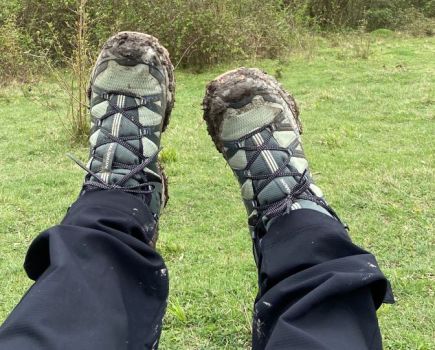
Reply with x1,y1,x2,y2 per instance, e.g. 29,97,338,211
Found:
424,0,435,17
0,15,34,85
17,0,77,62
302,0,367,28
399,7,435,36
294,0,434,31
365,6,398,31
11,0,299,68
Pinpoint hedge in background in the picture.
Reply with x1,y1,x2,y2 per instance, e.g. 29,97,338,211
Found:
0,0,433,83
8,0,300,68
288,0,434,30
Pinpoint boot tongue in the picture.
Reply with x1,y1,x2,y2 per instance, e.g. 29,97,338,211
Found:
93,60,161,97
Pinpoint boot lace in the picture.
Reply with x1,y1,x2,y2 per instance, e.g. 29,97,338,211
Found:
69,91,162,195
235,124,341,223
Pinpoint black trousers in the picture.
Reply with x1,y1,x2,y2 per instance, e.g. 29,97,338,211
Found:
0,190,392,349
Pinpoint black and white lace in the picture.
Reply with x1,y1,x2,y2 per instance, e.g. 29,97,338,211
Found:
69,91,162,195
236,124,343,224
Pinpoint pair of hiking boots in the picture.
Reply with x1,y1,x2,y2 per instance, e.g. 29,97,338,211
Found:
74,31,343,248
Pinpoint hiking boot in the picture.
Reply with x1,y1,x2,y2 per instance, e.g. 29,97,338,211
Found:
71,31,175,246
203,68,343,237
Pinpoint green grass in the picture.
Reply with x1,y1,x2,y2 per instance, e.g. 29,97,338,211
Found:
0,35,434,349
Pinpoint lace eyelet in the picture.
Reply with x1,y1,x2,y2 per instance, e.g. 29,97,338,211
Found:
268,123,276,131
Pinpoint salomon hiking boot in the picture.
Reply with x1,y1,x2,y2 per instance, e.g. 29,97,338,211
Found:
203,68,343,237
71,31,175,246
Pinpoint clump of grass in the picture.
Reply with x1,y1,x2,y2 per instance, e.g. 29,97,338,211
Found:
44,0,92,144
168,299,188,324
67,0,91,143
370,28,395,38
334,31,372,61
160,147,178,164
353,33,372,59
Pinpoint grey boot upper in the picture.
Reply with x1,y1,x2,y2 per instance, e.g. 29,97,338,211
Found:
75,32,175,223
203,68,340,236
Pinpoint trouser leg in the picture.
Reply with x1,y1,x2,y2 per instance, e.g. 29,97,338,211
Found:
0,190,168,350
252,209,392,350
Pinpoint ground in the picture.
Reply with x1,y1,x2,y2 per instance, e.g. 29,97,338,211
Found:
0,34,434,349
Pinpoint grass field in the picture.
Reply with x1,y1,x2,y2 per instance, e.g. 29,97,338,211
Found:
0,34,434,349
